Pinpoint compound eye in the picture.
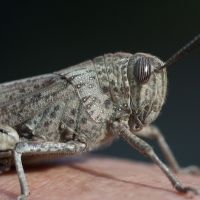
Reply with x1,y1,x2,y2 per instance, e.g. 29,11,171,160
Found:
134,57,152,84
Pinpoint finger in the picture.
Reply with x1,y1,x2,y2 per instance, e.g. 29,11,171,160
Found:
0,156,199,200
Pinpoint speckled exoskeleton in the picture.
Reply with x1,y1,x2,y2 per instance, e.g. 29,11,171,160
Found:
1,36,200,199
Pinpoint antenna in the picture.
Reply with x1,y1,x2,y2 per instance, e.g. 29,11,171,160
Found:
155,35,200,72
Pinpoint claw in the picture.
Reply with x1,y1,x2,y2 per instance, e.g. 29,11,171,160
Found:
175,183,200,195
16,194,28,200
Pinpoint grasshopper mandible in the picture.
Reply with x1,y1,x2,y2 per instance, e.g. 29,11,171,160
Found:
0,35,200,199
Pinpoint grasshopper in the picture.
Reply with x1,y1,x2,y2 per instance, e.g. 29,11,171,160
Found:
0,35,200,199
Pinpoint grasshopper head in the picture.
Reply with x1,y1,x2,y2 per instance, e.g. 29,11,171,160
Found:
127,35,200,131
127,53,167,131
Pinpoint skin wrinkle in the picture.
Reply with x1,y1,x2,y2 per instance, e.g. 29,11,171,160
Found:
0,173,19,192
66,176,91,190
24,164,67,195
63,168,89,191
0,181,19,199
68,163,168,192
32,176,53,192
35,168,78,188
80,176,113,190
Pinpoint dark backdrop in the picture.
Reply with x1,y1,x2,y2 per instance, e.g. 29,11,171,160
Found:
1,1,200,168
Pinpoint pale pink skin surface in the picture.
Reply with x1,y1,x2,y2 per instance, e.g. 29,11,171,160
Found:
0,156,200,200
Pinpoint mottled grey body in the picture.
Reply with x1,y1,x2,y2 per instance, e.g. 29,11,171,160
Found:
1,54,125,149
0,53,166,153
0,52,199,199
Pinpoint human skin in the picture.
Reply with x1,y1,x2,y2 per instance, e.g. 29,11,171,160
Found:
0,155,200,200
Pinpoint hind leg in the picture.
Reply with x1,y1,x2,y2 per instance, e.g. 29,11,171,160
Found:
0,124,19,173
14,140,86,200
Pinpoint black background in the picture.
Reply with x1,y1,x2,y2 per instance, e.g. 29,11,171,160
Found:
1,1,200,168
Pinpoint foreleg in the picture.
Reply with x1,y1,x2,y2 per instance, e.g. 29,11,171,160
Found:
135,125,200,174
115,122,199,195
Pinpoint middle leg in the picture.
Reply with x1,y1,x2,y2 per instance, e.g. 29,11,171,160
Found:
14,140,86,200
